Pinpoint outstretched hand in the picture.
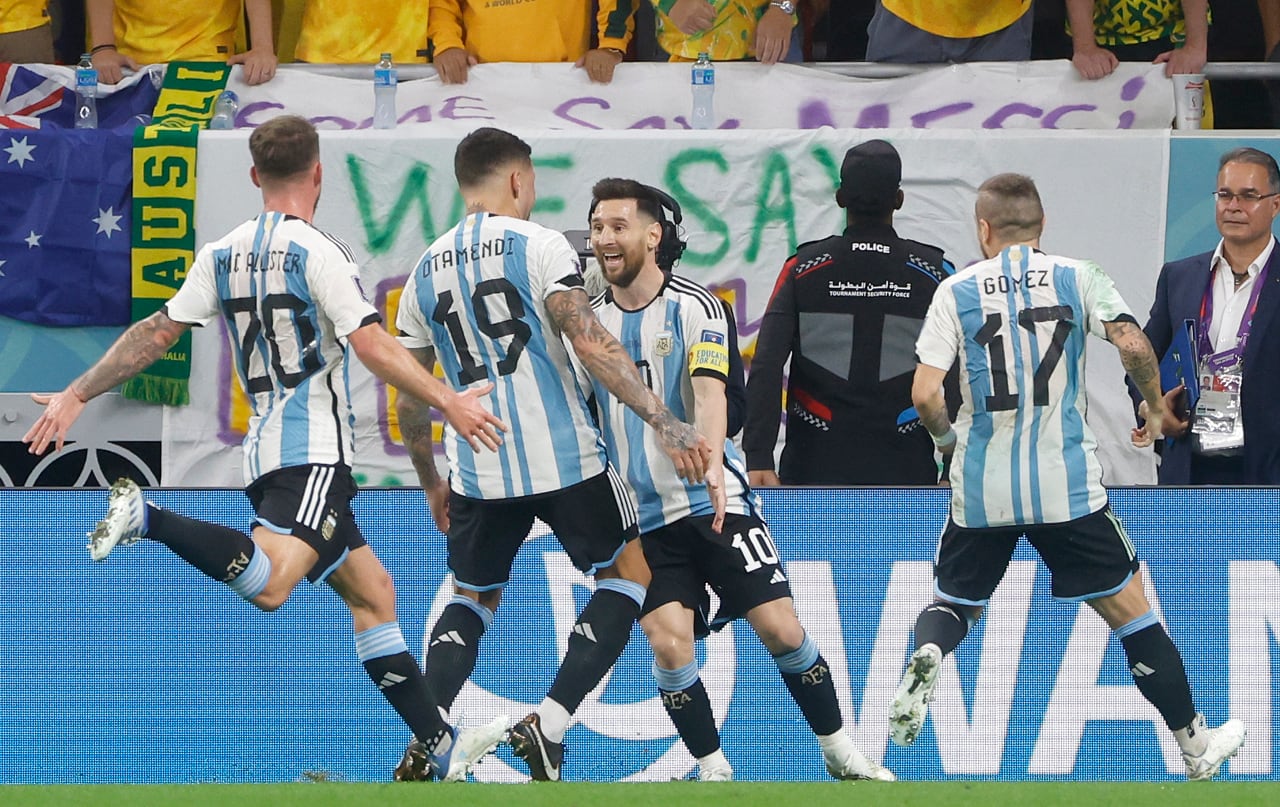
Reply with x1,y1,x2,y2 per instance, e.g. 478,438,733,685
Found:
23,389,87,455
1132,400,1167,448
443,382,506,452
658,420,713,483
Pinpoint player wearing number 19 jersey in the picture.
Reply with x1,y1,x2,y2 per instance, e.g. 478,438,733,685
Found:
892,173,1245,779
397,213,609,500
391,130,713,783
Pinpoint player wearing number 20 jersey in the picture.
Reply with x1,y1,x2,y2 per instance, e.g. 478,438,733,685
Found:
397,212,609,500
165,212,379,483
915,245,1135,529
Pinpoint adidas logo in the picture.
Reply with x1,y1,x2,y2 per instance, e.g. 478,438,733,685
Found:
378,671,408,690
770,569,787,585
1130,662,1156,678
431,630,467,648
573,623,598,643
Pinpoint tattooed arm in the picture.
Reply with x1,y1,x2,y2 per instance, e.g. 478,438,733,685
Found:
396,347,451,533
1105,319,1166,448
23,310,192,455
546,287,712,482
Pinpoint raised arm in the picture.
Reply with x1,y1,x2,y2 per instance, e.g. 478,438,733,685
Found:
346,321,505,452
546,287,711,482
1105,318,1166,447
23,310,191,454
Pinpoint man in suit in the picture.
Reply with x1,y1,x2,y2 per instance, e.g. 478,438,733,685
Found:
1140,146,1280,484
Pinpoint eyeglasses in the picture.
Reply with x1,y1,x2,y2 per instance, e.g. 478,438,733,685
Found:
1212,190,1280,204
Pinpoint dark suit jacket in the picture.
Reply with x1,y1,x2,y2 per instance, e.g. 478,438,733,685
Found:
1140,245,1280,484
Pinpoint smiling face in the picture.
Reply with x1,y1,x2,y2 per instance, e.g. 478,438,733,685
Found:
590,198,661,289
1215,161,1280,250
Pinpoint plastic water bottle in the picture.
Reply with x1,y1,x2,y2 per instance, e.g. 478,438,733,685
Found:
209,90,239,130
691,52,714,130
373,52,397,130
75,53,98,129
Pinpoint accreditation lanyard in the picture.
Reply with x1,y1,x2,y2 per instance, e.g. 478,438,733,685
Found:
1197,259,1271,366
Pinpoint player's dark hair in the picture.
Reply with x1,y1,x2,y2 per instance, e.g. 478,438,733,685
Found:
588,178,687,271
976,173,1044,243
1219,147,1280,193
455,127,533,189
249,115,319,182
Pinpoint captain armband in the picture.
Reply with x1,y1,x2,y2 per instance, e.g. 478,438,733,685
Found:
688,341,730,377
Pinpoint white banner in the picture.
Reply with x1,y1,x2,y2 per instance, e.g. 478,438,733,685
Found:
224,61,1175,132
166,128,1167,488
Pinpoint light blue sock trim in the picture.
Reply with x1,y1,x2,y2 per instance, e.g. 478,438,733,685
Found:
597,577,647,608
774,632,819,674
449,594,494,631
652,659,700,691
1114,609,1160,640
227,548,271,601
354,621,409,663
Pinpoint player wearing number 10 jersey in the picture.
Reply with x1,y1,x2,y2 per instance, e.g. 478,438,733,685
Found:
392,128,712,782
584,178,894,784
892,173,1245,779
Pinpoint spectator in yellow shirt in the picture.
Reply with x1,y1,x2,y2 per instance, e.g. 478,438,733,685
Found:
87,0,277,85
428,0,633,84
294,0,429,64
0,0,53,63
866,0,1033,63
1067,0,1208,80
649,0,800,64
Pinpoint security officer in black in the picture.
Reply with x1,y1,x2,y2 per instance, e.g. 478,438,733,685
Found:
745,139,957,486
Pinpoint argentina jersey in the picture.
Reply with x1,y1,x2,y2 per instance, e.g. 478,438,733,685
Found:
916,246,1134,528
590,274,759,533
165,213,380,482
396,212,608,499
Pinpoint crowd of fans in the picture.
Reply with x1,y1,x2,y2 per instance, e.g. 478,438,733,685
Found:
2,1,1279,125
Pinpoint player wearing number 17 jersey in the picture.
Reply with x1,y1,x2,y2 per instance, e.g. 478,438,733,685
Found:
392,129,712,782
891,173,1245,779
22,116,510,781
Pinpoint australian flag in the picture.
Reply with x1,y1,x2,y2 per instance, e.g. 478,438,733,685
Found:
0,63,159,326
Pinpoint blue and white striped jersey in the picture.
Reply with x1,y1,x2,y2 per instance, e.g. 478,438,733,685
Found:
165,213,379,483
915,246,1133,528
396,212,609,499
589,274,759,533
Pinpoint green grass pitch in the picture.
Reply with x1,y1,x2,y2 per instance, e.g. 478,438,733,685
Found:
3,782,1276,807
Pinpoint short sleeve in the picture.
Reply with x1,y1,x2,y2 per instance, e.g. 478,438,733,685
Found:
307,246,380,339
1077,260,1136,340
395,266,435,350
163,245,222,326
533,229,586,301
915,281,961,370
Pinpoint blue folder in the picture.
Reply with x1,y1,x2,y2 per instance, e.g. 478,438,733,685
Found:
1158,318,1200,410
